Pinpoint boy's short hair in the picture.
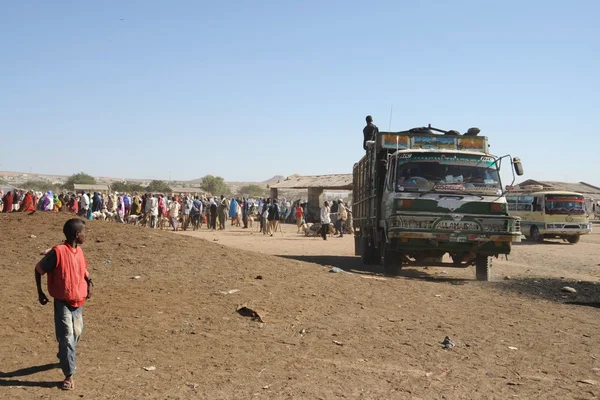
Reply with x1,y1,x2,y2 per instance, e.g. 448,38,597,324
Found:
63,218,86,240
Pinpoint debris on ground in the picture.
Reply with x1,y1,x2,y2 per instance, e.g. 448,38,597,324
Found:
330,267,351,274
143,366,156,371
333,340,344,346
105,259,112,264
236,305,264,322
28,234,36,239
255,275,263,280
131,276,141,280
220,289,240,295
441,336,454,350
508,346,518,350
578,379,598,385
561,286,577,293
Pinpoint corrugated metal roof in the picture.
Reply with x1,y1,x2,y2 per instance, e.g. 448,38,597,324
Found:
270,174,353,190
517,180,600,195
73,184,110,192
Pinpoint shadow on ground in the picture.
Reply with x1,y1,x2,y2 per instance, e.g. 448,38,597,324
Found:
277,254,471,284
0,363,60,388
491,277,600,307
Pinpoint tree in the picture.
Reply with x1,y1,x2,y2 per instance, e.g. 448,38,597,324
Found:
22,180,57,192
146,180,172,194
200,175,230,196
111,181,146,194
238,184,268,198
64,172,96,190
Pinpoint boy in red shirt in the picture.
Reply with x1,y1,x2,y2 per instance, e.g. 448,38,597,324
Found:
35,218,93,390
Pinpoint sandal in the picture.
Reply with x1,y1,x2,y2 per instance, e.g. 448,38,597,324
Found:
61,378,74,390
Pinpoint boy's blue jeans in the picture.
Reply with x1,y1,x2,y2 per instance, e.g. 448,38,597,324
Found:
54,300,83,377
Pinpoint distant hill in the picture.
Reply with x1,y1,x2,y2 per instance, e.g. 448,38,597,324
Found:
263,175,285,185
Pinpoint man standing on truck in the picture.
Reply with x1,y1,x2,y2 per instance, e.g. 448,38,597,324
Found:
363,115,379,150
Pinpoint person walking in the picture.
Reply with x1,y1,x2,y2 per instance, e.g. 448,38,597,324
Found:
320,201,331,241
295,203,305,233
242,197,249,229
218,195,227,230
169,196,180,231
209,198,218,230
181,196,192,231
336,200,348,237
35,218,93,391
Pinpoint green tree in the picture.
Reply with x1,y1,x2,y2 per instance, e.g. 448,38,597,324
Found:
146,180,172,194
22,179,55,192
238,184,268,198
200,175,230,196
111,181,146,194
0,179,6,185
64,172,96,190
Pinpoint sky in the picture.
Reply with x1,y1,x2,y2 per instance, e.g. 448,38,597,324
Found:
1,1,599,185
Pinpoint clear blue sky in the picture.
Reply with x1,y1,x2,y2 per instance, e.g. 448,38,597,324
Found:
1,1,598,185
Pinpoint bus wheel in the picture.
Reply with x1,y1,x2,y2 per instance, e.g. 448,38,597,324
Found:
475,254,491,281
382,243,402,276
567,235,580,244
530,226,543,243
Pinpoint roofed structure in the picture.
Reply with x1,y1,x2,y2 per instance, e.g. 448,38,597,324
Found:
517,180,600,196
73,184,110,193
170,187,205,194
269,174,353,190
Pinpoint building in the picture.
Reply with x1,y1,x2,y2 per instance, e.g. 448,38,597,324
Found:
269,174,353,220
73,184,111,193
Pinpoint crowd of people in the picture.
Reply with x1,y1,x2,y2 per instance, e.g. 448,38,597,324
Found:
1,188,352,237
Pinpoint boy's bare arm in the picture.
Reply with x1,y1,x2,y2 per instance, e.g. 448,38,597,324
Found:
34,268,49,305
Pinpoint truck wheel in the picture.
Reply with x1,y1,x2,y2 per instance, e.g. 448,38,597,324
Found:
567,235,580,244
530,226,543,243
360,236,371,264
382,243,402,276
475,254,491,281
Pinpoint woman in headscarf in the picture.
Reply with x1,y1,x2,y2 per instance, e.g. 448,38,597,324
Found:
229,198,238,225
158,195,167,220
132,194,141,215
1,191,12,213
93,192,103,212
117,195,125,223
40,191,52,211
20,191,35,212
53,193,61,212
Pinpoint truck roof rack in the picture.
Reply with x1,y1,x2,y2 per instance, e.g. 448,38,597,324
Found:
377,127,489,154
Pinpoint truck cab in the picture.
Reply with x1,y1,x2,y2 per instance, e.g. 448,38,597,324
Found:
353,127,523,281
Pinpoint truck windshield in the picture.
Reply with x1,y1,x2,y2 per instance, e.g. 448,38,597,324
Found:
396,153,501,194
544,194,586,215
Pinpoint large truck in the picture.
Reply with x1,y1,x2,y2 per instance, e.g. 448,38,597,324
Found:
352,126,524,281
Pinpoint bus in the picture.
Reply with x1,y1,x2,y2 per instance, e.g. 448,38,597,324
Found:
506,187,592,243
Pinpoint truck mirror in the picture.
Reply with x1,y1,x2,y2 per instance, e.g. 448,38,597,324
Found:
513,157,524,176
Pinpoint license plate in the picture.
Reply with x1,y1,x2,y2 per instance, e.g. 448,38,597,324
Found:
449,234,468,242
437,221,479,231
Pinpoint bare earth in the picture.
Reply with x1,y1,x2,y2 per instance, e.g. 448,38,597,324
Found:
2,213,600,399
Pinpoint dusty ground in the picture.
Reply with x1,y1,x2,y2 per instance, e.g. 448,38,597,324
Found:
2,213,600,399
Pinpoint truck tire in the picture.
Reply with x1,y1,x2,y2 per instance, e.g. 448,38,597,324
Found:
475,254,491,281
382,243,402,276
361,236,374,265
530,226,543,243
567,235,580,244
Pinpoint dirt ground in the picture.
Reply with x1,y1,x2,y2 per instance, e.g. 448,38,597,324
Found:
2,213,600,399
